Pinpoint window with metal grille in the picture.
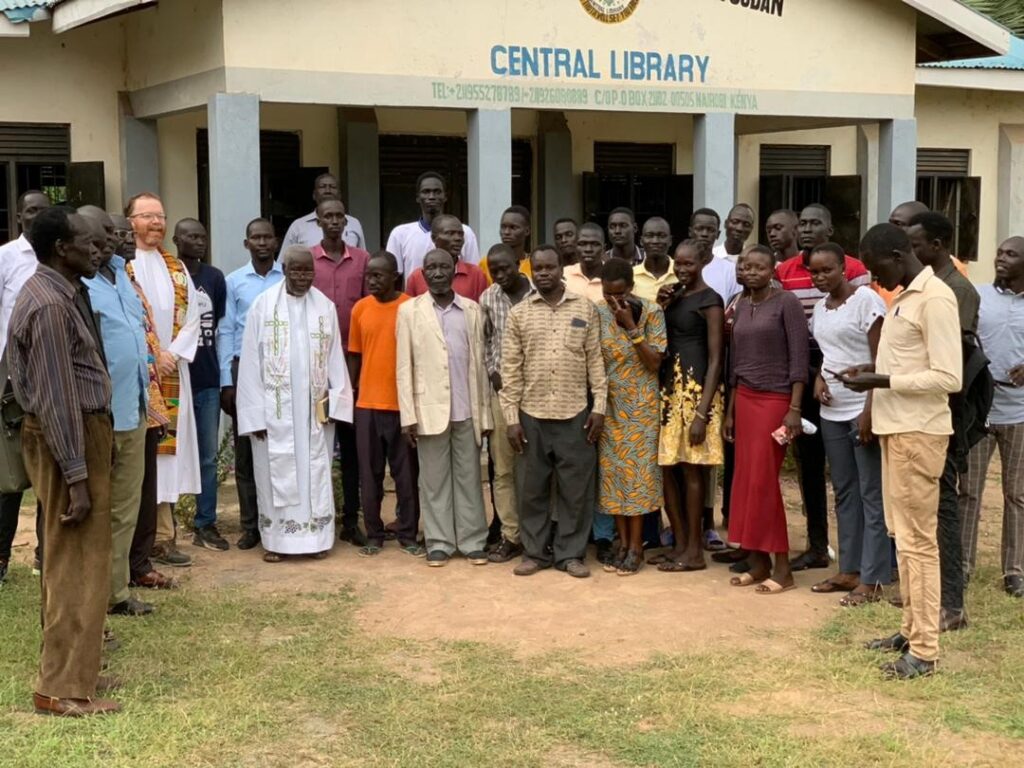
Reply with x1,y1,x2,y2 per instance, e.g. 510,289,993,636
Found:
759,145,830,176
0,123,72,243
916,148,979,261
593,142,673,175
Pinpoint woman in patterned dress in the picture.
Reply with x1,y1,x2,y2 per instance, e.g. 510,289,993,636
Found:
655,240,725,572
596,258,666,576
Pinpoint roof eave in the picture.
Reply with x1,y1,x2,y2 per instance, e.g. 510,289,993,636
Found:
904,0,1012,59
916,65,1024,92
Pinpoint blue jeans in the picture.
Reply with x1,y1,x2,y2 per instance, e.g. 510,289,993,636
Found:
192,387,221,529
820,417,890,585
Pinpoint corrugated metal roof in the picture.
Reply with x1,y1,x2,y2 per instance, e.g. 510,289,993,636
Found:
921,34,1024,69
1,0,59,23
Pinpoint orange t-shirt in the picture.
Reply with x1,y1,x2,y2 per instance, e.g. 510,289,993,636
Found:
347,293,411,411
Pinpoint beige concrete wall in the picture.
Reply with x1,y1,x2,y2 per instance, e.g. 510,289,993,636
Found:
0,21,125,210
157,103,341,227
124,0,225,90
915,85,1024,285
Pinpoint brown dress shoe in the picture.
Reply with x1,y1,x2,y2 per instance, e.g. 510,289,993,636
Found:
33,693,121,717
130,570,178,589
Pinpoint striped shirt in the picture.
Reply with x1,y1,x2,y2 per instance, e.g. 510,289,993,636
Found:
499,290,607,425
775,253,871,322
480,281,535,377
8,264,111,484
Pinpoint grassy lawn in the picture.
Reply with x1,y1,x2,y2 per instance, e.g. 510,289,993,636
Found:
1,550,1022,767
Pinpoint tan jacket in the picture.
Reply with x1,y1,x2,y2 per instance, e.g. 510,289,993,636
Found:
396,293,493,444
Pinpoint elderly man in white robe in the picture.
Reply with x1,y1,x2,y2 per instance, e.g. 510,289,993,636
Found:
126,193,201,568
237,246,354,561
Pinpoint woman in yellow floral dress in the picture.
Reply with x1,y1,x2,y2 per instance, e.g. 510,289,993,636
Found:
655,240,725,572
596,258,666,576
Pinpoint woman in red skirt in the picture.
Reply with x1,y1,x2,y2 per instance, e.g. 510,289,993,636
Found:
722,245,809,594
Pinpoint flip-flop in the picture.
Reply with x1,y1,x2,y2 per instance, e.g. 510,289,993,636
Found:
729,572,763,587
810,578,856,593
657,560,707,572
755,578,797,595
703,530,728,552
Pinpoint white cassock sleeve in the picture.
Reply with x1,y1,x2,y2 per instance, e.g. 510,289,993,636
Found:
169,269,202,362
326,306,354,424
235,296,266,437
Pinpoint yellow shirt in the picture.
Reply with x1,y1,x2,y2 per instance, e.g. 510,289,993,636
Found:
632,262,677,303
480,258,531,283
873,266,962,436
563,263,605,304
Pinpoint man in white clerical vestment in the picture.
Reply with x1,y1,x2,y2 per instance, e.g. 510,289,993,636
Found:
236,246,354,560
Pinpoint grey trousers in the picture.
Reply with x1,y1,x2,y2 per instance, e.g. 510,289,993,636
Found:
518,409,596,569
820,417,890,585
417,419,488,555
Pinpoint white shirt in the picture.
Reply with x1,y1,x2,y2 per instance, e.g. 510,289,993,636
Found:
810,287,887,422
702,256,741,306
712,242,742,264
385,220,480,275
281,210,365,251
0,235,38,360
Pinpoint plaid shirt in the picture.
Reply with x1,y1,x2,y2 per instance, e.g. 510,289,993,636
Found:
499,290,607,425
479,281,535,378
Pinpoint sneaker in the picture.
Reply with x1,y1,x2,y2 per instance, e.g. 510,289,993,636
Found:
487,538,523,563
236,530,260,550
151,544,193,568
0,558,8,586
426,550,449,567
32,557,41,576
398,541,427,557
564,559,591,579
192,525,229,552
339,527,369,547
466,550,489,566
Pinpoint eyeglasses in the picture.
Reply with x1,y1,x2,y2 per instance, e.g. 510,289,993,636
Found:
129,212,167,222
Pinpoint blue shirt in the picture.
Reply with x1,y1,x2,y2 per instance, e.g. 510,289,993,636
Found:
218,259,284,386
977,283,1024,425
83,255,148,431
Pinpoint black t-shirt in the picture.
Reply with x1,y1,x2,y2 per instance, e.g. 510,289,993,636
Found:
188,262,227,391
662,286,723,386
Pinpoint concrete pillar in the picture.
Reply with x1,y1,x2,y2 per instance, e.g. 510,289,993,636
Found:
998,125,1024,240
119,98,159,202
467,108,512,252
207,92,260,274
856,124,879,235
344,113,381,252
877,118,917,225
693,113,735,219
538,112,575,241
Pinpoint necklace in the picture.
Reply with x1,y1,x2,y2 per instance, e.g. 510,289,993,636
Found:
748,287,775,308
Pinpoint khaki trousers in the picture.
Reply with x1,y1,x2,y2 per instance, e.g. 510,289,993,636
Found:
880,432,947,663
109,419,147,606
155,502,175,545
22,413,113,699
418,420,488,556
489,395,520,544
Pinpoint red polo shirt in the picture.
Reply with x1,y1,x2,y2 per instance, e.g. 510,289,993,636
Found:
311,242,370,351
404,260,489,302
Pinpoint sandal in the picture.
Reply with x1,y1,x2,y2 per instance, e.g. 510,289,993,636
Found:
263,552,283,563
755,578,796,595
811,576,858,593
840,587,883,607
657,559,707,572
616,550,642,576
646,552,674,565
712,549,747,564
358,545,383,557
703,530,728,552
729,572,763,587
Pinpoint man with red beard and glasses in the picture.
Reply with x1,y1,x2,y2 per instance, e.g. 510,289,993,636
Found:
125,193,201,569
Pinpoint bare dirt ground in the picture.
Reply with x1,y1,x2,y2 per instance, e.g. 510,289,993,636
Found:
8,466,1008,667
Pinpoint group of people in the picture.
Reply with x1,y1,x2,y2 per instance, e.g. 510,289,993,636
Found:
0,166,1022,716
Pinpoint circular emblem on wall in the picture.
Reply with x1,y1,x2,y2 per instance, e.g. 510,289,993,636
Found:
579,0,640,24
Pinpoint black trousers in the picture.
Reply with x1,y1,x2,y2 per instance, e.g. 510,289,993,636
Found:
0,490,20,561
230,359,260,535
336,421,360,531
517,410,596,568
355,408,419,545
128,427,159,581
793,370,829,555
937,443,965,613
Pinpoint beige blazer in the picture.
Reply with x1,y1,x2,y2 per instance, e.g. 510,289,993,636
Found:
396,293,493,445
